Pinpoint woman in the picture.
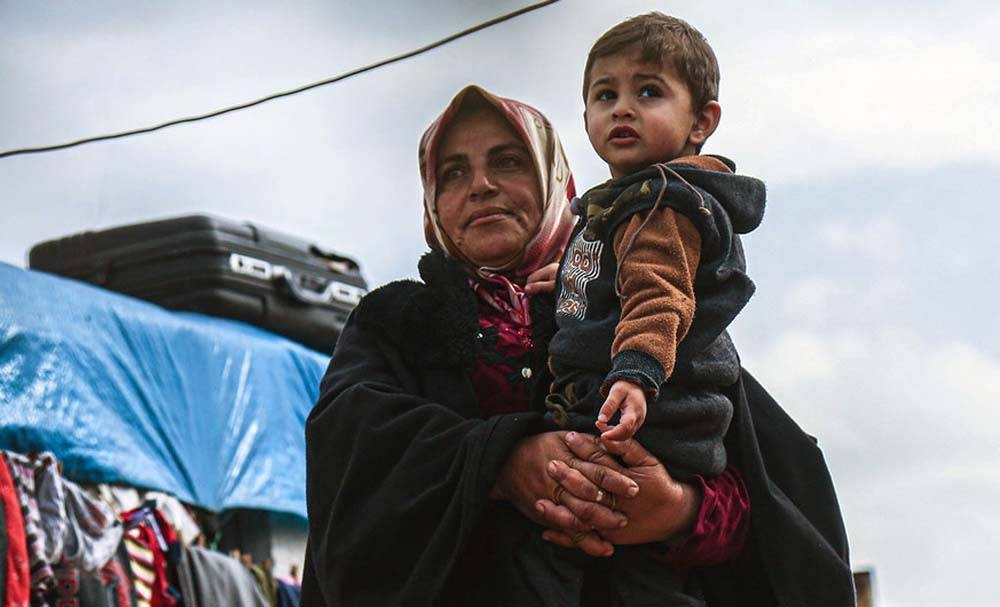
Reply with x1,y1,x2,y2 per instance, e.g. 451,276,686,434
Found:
302,86,852,606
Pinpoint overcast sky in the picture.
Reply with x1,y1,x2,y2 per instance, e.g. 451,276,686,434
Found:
2,1,999,605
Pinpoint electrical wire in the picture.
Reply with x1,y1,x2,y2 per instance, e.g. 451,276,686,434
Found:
0,0,560,160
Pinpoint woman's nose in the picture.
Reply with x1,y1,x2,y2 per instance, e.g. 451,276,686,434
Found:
469,168,498,198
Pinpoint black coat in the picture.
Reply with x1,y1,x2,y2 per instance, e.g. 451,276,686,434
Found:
301,251,854,607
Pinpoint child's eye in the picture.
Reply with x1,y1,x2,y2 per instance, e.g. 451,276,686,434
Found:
638,85,662,98
594,89,616,102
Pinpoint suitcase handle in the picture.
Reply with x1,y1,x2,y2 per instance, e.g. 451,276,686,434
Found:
309,244,360,274
277,267,366,307
229,253,366,308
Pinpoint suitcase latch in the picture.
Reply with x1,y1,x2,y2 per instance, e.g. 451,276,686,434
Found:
229,253,366,308
229,253,274,280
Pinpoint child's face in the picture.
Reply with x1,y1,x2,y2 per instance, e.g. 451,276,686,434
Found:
585,52,708,179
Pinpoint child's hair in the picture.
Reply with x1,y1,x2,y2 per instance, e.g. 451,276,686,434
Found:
583,12,720,112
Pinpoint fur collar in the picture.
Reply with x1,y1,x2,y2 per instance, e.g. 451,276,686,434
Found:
353,250,557,370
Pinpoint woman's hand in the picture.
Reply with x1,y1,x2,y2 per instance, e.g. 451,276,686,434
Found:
536,432,701,550
492,431,636,557
524,262,559,295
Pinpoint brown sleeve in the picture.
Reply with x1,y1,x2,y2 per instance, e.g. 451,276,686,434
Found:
611,207,701,381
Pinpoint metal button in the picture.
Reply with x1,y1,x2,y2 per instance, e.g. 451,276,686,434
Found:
521,367,532,379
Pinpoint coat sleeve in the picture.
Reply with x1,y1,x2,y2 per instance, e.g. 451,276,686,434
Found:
302,310,538,607
604,207,702,396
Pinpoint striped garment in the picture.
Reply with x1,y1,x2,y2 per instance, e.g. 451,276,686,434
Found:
124,525,156,607
4,451,56,600
123,508,178,607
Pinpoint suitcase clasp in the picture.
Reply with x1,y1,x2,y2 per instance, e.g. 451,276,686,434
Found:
229,253,274,280
229,253,366,308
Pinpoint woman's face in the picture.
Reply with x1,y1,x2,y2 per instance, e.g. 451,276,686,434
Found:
435,107,543,269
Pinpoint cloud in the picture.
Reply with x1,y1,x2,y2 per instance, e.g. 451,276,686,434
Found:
934,341,1000,405
746,286,1000,605
781,277,846,325
750,323,1000,604
754,329,837,384
712,8,1000,184
819,216,903,266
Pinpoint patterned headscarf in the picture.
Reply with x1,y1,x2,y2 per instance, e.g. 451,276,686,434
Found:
419,85,576,281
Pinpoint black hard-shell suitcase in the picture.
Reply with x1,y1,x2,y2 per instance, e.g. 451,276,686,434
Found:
28,214,367,353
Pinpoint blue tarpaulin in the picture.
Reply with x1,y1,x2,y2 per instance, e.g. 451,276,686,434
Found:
0,263,329,518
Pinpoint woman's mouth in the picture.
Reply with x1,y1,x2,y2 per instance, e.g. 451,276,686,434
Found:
609,126,639,144
466,208,511,227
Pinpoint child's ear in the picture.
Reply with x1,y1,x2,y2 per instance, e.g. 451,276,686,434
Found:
689,101,721,148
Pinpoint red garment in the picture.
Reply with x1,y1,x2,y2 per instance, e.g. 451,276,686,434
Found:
122,508,178,607
662,466,751,567
471,279,535,417
0,454,30,607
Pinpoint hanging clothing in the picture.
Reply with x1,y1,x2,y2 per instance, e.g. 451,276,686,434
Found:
61,480,123,574
0,477,6,605
5,452,123,575
46,539,137,607
175,546,267,607
122,507,177,607
95,488,201,548
4,452,55,602
0,453,30,607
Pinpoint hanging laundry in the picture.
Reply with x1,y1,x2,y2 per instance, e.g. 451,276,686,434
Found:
4,451,125,606
32,454,66,568
5,452,124,572
121,505,179,607
1,484,6,604
141,494,199,547
1,453,30,607
46,538,137,607
4,452,57,602
61,479,124,573
93,488,200,548
175,546,267,607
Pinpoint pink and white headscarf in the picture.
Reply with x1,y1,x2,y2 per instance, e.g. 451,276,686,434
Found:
419,85,576,283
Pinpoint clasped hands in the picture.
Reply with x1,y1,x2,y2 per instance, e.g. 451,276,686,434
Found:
492,430,700,558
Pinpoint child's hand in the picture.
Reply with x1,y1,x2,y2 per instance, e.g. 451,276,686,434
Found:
524,262,560,295
596,380,647,440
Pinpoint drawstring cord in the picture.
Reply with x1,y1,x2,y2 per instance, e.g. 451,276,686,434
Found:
613,163,710,298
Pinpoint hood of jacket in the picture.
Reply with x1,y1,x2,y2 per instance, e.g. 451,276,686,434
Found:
580,154,765,237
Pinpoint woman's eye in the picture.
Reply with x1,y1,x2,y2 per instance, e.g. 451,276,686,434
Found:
495,155,524,170
638,85,662,98
439,166,465,182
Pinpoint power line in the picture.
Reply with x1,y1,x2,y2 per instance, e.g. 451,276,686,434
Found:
0,0,560,160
